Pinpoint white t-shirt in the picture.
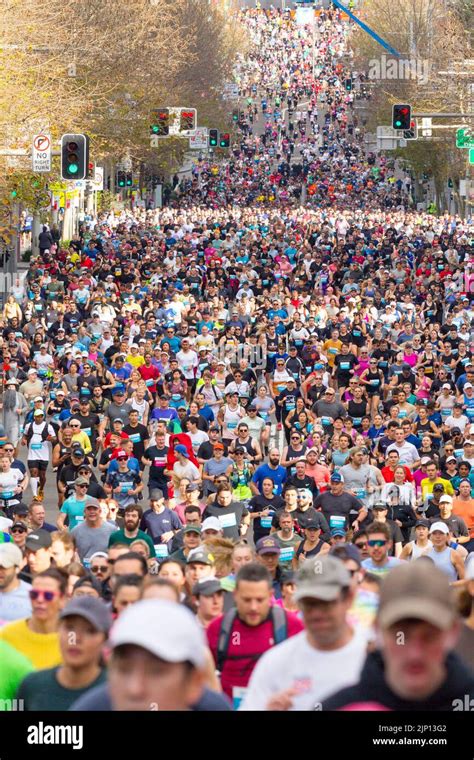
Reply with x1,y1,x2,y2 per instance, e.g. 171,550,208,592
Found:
240,627,368,711
176,349,198,379
188,430,209,454
173,460,201,483
25,421,55,461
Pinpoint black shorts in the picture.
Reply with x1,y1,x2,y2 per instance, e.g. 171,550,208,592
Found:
27,460,48,472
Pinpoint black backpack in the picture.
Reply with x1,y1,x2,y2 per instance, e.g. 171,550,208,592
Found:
25,421,50,445
216,606,288,674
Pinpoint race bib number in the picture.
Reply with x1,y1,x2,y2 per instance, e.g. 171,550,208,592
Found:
218,512,237,528
329,515,345,529
154,544,168,558
232,686,247,711
279,546,295,563
260,515,272,528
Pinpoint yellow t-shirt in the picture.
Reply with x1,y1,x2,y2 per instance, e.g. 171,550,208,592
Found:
71,430,92,454
126,354,145,369
420,477,455,500
323,339,343,367
0,619,61,670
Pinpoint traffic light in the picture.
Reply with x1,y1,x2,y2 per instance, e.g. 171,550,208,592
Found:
209,129,219,147
126,173,133,187
60,133,88,179
448,178,453,188
344,78,353,91
179,109,196,133
219,133,230,148
116,171,126,189
151,109,170,136
403,120,417,140
86,161,95,179
232,108,240,122
392,104,411,130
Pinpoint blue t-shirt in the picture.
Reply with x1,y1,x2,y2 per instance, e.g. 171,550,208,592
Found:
252,464,287,496
141,508,182,542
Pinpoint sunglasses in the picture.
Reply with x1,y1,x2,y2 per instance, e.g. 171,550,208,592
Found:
11,527,26,534
70,424,80,428
91,565,108,573
368,539,387,547
29,589,60,601
3,448,14,453
77,484,88,488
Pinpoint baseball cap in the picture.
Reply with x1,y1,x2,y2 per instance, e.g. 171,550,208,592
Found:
294,555,351,602
330,543,361,566
442,383,451,390
430,521,449,534
27,368,37,375
464,383,473,390
186,548,214,566
377,562,456,630
175,444,189,458
116,449,128,459
113,418,124,425
109,599,207,668
330,472,344,483
12,503,28,517
0,543,23,568
372,502,388,511
182,525,202,536
10,521,27,532
433,483,445,492
191,578,223,597
331,528,346,538
71,447,85,457
85,497,101,509
415,519,430,528
213,442,224,451
112,386,125,395
33,409,45,417
74,476,89,486
439,494,453,504
255,536,281,555
25,529,52,552
185,483,200,493
33,396,43,403
201,517,222,532
446,456,457,464
60,596,112,634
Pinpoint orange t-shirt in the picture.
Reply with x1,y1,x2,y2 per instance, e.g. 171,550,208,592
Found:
452,498,474,537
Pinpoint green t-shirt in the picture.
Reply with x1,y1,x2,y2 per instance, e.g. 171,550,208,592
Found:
108,528,156,558
17,666,106,711
60,496,88,530
0,641,34,708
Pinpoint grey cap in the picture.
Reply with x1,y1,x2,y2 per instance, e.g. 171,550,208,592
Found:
294,554,351,602
85,497,101,508
60,596,112,633
192,578,223,597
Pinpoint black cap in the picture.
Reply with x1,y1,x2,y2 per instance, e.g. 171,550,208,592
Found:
415,519,430,528
72,575,103,596
192,578,223,597
25,529,52,551
60,596,112,633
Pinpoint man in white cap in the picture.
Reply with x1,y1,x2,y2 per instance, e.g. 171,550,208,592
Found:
70,600,230,710
20,369,44,405
0,543,32,623
201,516,224,541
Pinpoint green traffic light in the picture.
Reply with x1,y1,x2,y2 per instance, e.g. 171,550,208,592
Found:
10,190,17,198
152,125,159,133
68,163,79,174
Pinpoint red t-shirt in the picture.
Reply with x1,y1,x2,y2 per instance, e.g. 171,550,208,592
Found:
139,364,160,390
381,465,414,483
207,609,304,700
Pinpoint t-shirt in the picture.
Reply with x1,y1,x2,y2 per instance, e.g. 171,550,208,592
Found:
207,610,304,701
361,556,405,577
202,502,249,541
0,580,32,623
452,498,474,538
60,496,88,530
71,521,116,563
108,528,156,558
314,492,363,531
0,618,61,669
252,464,287,496
240,627,368,710
140,508,182,543
0,640,34,705
17,666,106,711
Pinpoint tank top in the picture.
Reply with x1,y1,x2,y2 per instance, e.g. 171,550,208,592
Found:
222,405,242,440
285,444,307,474
365,371,382,392
296,538,326,562
427,546,457,581
410,540,433,560
347,400,367,426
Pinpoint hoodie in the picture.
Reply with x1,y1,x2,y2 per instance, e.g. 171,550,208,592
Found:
322,650,474,711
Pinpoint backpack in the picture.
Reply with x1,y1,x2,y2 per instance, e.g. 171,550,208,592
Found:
216,606,288,674
25,421,50,445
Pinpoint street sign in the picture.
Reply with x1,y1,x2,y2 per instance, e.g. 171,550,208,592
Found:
91,166,104,191
376,126,404,139
470,148,474,165
457,128,474,148
32,133,51,172
189,128,209,150
222,83,239,101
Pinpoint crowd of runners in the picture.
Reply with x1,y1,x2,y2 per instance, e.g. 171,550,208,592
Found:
0,6,473,712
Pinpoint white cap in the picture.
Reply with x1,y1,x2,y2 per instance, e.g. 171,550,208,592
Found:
429,521,449,534
439,494,453,504
201,516,223,533
464,383,473,390
27,368,37,375
0,543,23,568
33,396,43,402
109,599,207,668
442,383,451,390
